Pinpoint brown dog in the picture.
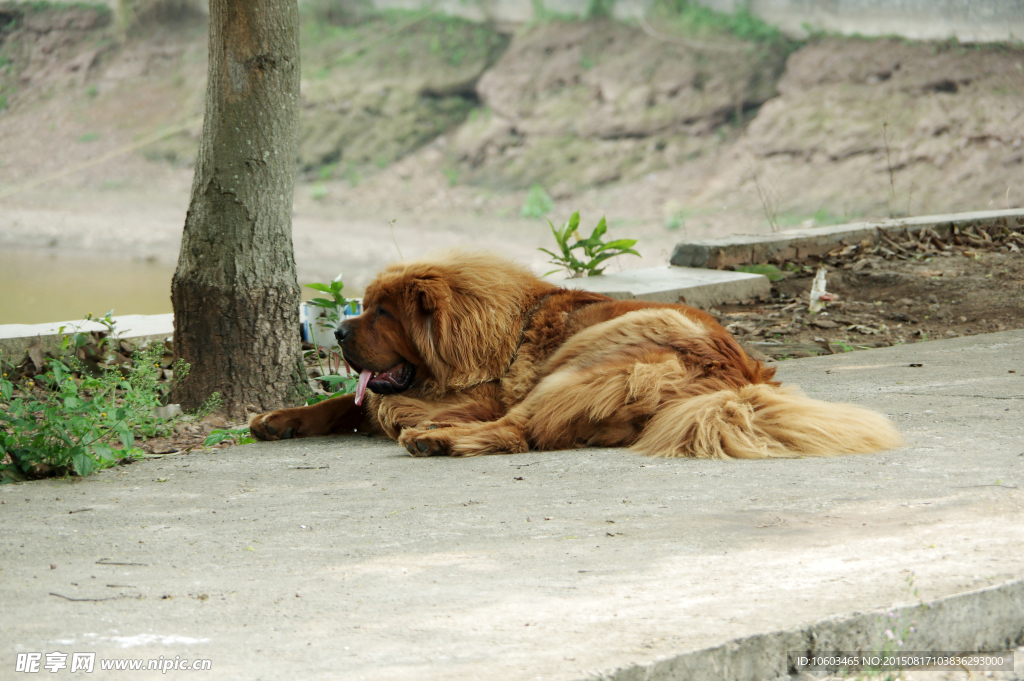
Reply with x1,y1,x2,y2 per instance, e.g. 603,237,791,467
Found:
250,252,902,458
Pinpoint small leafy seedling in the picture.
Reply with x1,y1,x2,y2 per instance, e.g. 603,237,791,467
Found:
304,275,360,405
540,211,640,278
734,263,785,282
306,274,357,321
205,428,256,447
521,184,554,219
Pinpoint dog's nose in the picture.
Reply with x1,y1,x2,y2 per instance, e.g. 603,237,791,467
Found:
335,320,353,344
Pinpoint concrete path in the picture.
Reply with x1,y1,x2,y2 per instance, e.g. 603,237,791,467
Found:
3,332,1024,680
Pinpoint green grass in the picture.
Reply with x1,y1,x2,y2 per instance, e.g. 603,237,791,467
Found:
649,0,795,48
77,132,101,142
19,1,112,15
521,184,554,219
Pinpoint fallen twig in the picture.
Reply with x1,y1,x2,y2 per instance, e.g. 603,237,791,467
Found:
49,592,130,602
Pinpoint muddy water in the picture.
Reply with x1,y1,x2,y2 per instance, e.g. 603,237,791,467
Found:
0,249,336,326
0,250,176,325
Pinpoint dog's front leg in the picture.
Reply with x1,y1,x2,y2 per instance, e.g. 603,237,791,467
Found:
250,393,377,441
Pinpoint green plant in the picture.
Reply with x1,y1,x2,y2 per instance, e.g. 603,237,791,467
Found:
205,427,256,447
304,276,360,403
664,209,686,230
77,132,101,142
521,183,554,219
540,211,640,277
306,275,357,326
651,0,793,49
443,167,459,186
309,183,328,200
343,165,362,187
85,85,98,98
586,0,614,19
317,163,337,180
734,263,785,281
0,342,187,481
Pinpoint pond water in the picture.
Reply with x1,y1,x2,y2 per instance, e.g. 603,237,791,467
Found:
0,249,327,326
0,250,176,325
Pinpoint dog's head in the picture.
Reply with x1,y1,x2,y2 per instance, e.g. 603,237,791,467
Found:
336,252,546,402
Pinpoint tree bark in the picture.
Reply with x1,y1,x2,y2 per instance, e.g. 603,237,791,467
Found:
171,0,308,419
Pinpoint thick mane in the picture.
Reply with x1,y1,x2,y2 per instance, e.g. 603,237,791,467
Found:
368,251,556,394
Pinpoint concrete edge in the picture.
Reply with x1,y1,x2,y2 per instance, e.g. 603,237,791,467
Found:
589,579,1024,681
554,267,772,308
671,209,1024,269
0,314,175,364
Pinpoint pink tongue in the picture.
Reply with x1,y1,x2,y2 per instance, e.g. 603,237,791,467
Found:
354,370,373,406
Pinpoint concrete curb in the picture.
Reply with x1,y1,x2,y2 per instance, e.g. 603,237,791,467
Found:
555,266,771,308
670,209,1024,269
0,314,174,362
592,579,1024,681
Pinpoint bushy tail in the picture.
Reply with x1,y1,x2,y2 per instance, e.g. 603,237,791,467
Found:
632,384,904,459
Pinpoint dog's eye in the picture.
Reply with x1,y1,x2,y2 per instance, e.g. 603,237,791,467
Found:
377,306,391,318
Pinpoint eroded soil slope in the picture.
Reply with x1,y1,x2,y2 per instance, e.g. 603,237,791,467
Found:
0,7,1022,285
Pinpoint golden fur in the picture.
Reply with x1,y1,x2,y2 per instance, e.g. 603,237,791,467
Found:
250,252,903,459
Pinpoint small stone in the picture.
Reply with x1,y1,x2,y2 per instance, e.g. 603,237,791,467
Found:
202,415,228,429
153,404,182,419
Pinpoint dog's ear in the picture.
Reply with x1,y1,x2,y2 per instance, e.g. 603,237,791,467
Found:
412,275,451,314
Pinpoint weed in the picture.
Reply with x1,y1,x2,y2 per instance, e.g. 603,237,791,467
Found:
205,427,255,447
85,85,98,98
586,0,614,20
306,275,358,327
309,183,328,201
663,205,690,231
530,0,580,23
833,340,854,353
743,147,783,232
317,163,337,181
0,94,6,112
304,274,360,402
649,0,795,50
443,167,459,186
734,263,785,281
883,121,899,217
521,183,554,219
0,337,188,481
343,165,361,187
77,132,101,143
540,211,640,277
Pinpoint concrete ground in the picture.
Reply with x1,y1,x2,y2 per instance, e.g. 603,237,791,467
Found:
3,331,1024,680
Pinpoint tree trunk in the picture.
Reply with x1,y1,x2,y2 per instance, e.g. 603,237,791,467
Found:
171,0,308,419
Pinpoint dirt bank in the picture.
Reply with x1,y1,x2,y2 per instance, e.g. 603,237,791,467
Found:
0,4,1023,316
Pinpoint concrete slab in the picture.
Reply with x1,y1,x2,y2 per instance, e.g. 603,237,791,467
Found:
0,314,174,361
555,266,770,308
3,331,1024,680
670,208,1024,269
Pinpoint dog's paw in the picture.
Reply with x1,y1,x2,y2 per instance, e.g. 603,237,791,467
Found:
248,411,299,441
398,428,451,457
